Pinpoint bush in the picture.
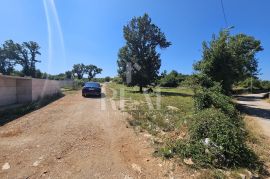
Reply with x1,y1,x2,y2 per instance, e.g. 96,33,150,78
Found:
193,81,239,119
159,70,187,87
105,76,111,82
112,77,123,84
171,108,259,169
160,71,179,87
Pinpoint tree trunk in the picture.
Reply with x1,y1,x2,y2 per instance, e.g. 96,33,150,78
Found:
139,86,143,93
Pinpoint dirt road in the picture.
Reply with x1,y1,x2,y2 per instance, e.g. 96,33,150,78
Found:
0,86,190,179
236,93,270,137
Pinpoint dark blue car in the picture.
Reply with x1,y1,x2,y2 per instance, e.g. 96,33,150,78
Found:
82,82,101,97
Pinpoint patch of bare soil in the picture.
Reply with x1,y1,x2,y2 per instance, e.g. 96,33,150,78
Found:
0,85,193,178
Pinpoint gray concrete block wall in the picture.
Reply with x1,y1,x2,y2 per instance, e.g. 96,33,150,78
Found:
0,77,17,106
16,79,32,103
0,75,65,107
32,79,61,101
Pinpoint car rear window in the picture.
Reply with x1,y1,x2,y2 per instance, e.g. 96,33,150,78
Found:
84,82,100,88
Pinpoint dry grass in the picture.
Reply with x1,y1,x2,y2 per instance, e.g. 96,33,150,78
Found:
245,116,270,171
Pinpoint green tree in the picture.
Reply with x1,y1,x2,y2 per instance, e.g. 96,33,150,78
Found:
65,70,73,79
35,69,42,78
2,40,41,77
0,46,15,75
72,63,85,79
0,40,20,75
22,41,41,77
104,76,111,82
160,70,179,87
117,13,171,92
194,30,263,94
85,65,102,80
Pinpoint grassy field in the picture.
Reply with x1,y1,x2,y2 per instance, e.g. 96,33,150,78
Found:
107,83,194,136
108,82,270,178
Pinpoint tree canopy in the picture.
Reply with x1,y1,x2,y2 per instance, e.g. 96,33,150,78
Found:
194,30,263,94
117,13,171,92
0,40,41,77
72,63,102,80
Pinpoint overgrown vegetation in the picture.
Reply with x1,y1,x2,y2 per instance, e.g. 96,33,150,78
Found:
159,70,188,87
108,82,193,135
109,82,269,177
110,24,269,177
194,30,263,94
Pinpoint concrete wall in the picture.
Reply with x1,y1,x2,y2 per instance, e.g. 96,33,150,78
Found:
0,77,17,106
58,80,74,88
0,75,72,107
32,79,61,101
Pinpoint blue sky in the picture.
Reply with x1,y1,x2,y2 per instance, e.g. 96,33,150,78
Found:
0,0,269,80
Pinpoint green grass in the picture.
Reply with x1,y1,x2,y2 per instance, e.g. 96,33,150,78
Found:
108,83,270,178
108,83,193,136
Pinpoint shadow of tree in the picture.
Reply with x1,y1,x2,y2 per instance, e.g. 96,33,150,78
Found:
0,93,65,126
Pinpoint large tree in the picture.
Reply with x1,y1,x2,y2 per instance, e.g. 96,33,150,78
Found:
85,65,102,80
0,40,19,75
0,47,14,75
1,40,41,77
22,41,41,77
194,30,263,94
72,63,85,79
117,13,171,92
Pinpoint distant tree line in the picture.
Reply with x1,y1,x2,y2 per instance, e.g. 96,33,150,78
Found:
0,40,103,81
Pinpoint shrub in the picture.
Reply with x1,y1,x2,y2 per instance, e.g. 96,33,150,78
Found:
193,82,239,120
105,76,111,82
112,77,123,84
160,71,179,87
159,70,187,87
172,108,259,169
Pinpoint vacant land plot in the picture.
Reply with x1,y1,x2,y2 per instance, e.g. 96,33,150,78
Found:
109,83,270,178
0,85,193,178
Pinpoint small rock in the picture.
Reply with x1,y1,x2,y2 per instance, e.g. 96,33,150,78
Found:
143,133,152,139
124,175,133,179
166,106,179,111
2,163,10,170
158,163,162,167
131,163,142,173
239,174,246,179
33,160,41,167
184,158,194,165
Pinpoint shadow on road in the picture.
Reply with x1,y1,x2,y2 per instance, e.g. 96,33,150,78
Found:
236,95,270,120
0,93,65,126
83,93,106,99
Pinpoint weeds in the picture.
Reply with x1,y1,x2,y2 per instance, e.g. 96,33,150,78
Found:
109,82,269,177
